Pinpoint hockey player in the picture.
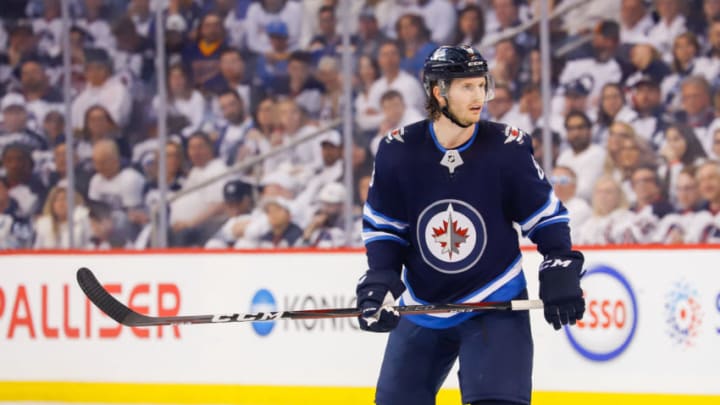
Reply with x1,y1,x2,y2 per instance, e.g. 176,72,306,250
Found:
356,45,585,405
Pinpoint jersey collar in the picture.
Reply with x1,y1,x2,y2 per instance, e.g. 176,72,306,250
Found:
428,121,479,153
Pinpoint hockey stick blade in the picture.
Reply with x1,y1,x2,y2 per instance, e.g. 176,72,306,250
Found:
77,267,543,327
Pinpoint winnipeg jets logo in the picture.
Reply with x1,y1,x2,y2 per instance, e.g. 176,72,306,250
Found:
385,127,405,143
504,125,525,144
431,204,470,259
417,200,487,274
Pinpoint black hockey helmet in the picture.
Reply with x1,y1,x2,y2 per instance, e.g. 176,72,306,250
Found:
422,45,494,100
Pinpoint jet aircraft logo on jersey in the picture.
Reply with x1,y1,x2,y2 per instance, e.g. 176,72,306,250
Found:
417,199,487,274
385,127,405,143
504,126,524,144
431,204,470,259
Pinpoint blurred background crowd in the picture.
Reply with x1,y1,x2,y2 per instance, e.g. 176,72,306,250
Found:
0,0,720,250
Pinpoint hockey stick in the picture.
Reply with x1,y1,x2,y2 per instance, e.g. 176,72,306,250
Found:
77,267,543,327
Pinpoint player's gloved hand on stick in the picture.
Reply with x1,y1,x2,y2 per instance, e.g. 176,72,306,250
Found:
356,270,406,332
538,250,585,330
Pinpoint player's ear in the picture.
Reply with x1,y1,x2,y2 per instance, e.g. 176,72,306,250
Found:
432,85,445,107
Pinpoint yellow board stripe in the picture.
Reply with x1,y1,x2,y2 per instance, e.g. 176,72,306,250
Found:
1,382,719,405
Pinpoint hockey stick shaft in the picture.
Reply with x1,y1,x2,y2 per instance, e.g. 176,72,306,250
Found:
76,267,543,327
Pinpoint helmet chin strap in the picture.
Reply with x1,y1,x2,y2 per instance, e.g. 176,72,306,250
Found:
441,105,473,128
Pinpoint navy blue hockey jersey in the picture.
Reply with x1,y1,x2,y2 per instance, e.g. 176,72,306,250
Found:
362,119,570,329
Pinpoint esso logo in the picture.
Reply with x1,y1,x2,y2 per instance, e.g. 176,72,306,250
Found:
565,264,638,362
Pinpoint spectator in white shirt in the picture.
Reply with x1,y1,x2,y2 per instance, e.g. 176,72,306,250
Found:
268,99,321,172
674,167,703,214
558,20,623,108
301,181,348,248
576,175,633,245
127,0,154,39
33,184,90,249
204,179,255,249
76,0,115,50
557,110,607,201
658,123,707,202
315,55,344,121
32,0,63,58
365,40,426,130
269,51,325,118
619,0,654,45
215,88,253,164
204,48,254,117
408,0,457,45
80,105,127,160
452,4,485,48
628,74,668,148
652,167,703,244
594,82,637,144
485,83,516,125
481,0,528,58
369,89,424,156
153,63,207,137
704,19,720,88
257,196,304,248
245,0,303,55
647,0,687,63
170,131,228,246
696,160,720,215
303,129,345,190
0,93,48,159
16,56,63,127
354,54,381,133
661,32,717,112
629,165,674,219
514,84,542,134
702,0,720,30
71,48,132,132
2,143,47,219
676,76,715,148
550,77,593,138
0,177,33,249
550,166,592,243
87,139,145,213
712,127,720,159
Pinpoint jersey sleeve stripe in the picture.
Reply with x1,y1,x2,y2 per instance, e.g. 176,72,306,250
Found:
362,229,410,246
519,191,560,233
363,203,409,233
526,214,570,238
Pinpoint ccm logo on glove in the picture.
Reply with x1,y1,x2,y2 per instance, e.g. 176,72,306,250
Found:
538,250,586,330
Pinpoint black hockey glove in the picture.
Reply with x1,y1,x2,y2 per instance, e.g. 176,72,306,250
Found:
356,270,406,333
538,250,585,330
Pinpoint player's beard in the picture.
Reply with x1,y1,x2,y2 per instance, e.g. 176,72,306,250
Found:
449,105,482,127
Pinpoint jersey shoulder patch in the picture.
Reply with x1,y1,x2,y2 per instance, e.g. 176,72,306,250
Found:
503,125,527,145
384,127,405,144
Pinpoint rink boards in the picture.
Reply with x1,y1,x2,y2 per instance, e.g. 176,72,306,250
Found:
0,247,719,404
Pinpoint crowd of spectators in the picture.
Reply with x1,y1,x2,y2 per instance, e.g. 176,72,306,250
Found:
0,0,720,250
